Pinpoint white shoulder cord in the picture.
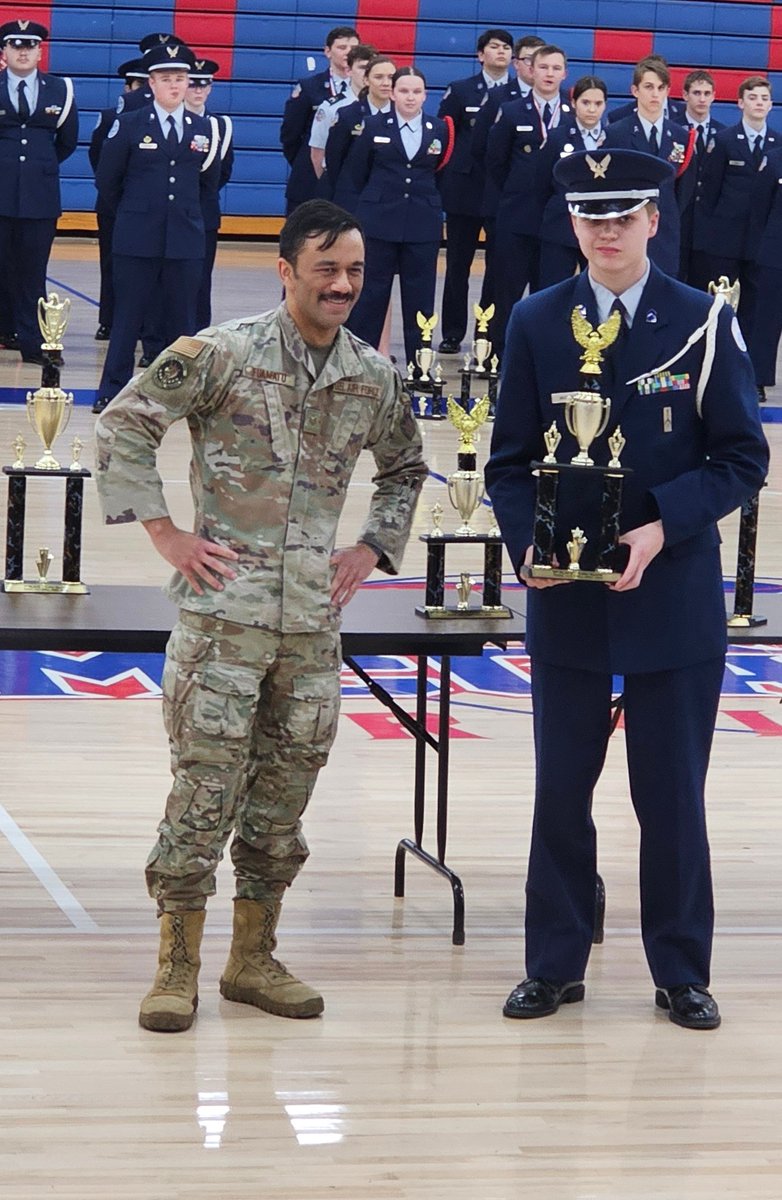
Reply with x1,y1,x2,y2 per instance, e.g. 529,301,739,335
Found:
56,77,74,127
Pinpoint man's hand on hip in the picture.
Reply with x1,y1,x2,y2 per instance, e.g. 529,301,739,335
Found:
143,517,240,596
330,542,380,607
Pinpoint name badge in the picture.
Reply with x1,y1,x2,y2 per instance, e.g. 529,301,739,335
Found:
243,367,295,386
334,381,382,400
516,125,534,132
139,142,158,150
374,135,391,143
728,160,745,167
465,106,480,113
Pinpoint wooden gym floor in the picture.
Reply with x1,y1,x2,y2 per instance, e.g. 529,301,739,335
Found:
0,239,780,1199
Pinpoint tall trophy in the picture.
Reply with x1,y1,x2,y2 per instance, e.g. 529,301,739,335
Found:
2,293,90,594
460,303,500,416
416,394,510,618
415,311,439,383
706,277,768,628
525,306,631,583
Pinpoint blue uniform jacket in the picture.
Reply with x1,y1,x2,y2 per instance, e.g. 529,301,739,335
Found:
437,71,500,218
351,110,447,243
324,97,375,210
95,107,220,259
280,68,338,206
538,123,603,248
485,265,769,674
749,145,782,264
602,116,692,275
608,98,687,125
200,111,234,231
693,121,781,259
471,79,522,219
487,95,573,237
0,71,78,218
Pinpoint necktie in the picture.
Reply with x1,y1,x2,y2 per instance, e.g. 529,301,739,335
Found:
167,115,178,151
752,135,763,167
648,125,659,155
695,124,705,154
17,80,29,122
337,79,347,97
610,298,629,341
542,101,552,128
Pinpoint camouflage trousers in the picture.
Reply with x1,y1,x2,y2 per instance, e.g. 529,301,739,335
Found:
146,610,341,913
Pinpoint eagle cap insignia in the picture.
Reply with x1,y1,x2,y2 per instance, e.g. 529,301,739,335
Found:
195,61,205,70
166,45,178,58
586,153,610,178
18,19,30,29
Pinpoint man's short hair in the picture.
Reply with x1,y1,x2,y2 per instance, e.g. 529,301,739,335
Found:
633,57,670,88
532,44,567,66
347,43,375,68
513,34,545,59
477,28,513,54
325,26,358,48
280,200,363,266
683,69,715,93
738,75,771,99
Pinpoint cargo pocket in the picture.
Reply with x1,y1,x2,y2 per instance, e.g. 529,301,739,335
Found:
284,672,341,750
191,661,260,739
162,626,216,740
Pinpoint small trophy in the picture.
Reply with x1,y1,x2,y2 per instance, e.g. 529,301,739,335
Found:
415,311,439,382
471,303,495,374
2,293,90,594
416,395,510,619
526,306,631,584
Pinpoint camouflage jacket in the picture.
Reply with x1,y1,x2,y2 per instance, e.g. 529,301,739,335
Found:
95,304,427,632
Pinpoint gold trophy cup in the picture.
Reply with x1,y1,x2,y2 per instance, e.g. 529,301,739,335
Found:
564,391,612,466
415,311,439,381
471,302,495,373
446,395,491,534
26,292,74,469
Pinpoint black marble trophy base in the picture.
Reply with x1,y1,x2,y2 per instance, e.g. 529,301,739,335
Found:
2,465,91,594
529,459,632,583
415,532,512,619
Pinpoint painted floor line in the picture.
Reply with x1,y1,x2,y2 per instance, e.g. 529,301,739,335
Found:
0,801,100,933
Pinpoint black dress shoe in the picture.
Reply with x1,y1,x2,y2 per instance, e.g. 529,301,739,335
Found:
655,984,721,1030
438,338,461,354
92,396,112,415
138,354,153,368
0,331,19,350
94,325,111,341
503,977,585,1019
758,386,767,404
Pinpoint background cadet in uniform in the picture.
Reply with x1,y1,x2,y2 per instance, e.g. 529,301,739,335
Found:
346,66,451,369
677,69,724,287
0,19,78,366
325,54,395,213
485,148,769,1031
184,57,234,331
603,56,694,278
693,76,780,401
743,144,782,401
308,43,375,187
92,42,221,414
280,25,358,215
537,74,607,288
94,200,427,1034
436,28,513,356
89,57,149,342
486,44,571,362
607,54,687,125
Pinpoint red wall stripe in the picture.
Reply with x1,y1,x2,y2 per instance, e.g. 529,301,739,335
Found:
0,2,52,69
669,65,771,101
174,5,236,78
593,29,654,64
357,0,420,67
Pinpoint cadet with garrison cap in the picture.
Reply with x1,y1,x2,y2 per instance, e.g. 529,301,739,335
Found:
94,200,427,1034
486,149,768,1030
0,19,78,365
92,41,221,413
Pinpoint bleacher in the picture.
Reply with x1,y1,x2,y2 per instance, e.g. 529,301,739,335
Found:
1,0,780,228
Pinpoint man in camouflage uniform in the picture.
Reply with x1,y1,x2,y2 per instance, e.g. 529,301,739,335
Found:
95,199,427,1033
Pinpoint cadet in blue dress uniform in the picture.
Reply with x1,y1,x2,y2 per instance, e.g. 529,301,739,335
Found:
0,19,78,365
89,58,150,341
486,149,768,1029
436,28,513,354
677,70,724,287
608,56,686,125
93,43,221,413
538,75,607,288
325,55,395,212
486,44,572,360
744,145,782,395
346,67,451,369
280,26,358,215
184,58,234,331
693,77,779,399
603,59,695,278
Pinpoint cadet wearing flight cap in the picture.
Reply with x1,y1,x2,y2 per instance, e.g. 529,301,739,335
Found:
0,18,79,365
93,41,221,413
486,148,768,1031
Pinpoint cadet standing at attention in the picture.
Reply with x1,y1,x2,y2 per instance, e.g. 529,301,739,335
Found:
94,200,427,1034
0,19,78,366
486,149,768,1031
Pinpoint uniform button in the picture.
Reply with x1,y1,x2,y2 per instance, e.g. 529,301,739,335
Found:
403,192,409,198
21,139,27,145
170,159,176,166
19,155,26,162
168,194,174,200
406,162,411,168
405,177,411,183
169,176,176,183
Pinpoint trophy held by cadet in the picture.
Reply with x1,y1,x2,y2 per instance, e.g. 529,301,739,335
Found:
2,293,90,594
416,395,510,618
524,306,632,583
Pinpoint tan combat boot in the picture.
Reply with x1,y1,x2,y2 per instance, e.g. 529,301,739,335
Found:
219,898,323,1018
139,910,205,1032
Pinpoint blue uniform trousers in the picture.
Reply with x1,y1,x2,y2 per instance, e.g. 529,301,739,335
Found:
526,655,723,988
348,237,439,368
745,263,782,386
98,255,202,401
196,228,219,331
492,226,540,361
441,212,483,344
0,216,57,358
96,212,115,330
